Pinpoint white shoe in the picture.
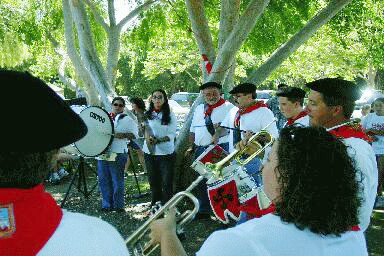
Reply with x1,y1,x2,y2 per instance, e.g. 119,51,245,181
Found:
57,168,69,179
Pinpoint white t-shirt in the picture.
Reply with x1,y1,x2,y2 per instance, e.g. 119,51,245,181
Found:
221,106,279,153
142,111,177,155
343,137,378,231
361,112,384,155
190,101,235,146
110,114,138,153
38,211,129,256
197,214,367,256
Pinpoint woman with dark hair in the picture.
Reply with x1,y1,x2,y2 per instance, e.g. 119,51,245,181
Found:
97,96,138,212
148,127,367,256
143,89,177,206
126,97,147,173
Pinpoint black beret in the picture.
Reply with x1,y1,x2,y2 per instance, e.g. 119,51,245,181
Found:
200,82,222,90
229,83,256,94
306,78,361,101
276,87,306,98
0,70,88,152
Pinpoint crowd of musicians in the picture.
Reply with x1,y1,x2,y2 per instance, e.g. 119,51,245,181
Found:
0,70,382,255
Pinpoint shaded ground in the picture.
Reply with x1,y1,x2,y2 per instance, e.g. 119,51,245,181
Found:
46,158,383,256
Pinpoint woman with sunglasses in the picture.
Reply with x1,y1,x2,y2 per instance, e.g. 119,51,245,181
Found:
97,96,138,212
143,89,177,207
149,127,367,256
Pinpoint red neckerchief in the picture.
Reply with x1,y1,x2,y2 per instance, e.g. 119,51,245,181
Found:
234,101,268,128
109,112,116,120
153,108,161,113
204,98,226,118
328,123,374,143
0,184,63,255
287,111,307,125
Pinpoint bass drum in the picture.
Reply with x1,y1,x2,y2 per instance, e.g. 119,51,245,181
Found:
74,106,114,157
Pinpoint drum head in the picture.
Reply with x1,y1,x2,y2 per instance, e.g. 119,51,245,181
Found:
74,106,114,157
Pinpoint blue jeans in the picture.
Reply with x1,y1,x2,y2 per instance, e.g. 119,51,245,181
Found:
144,152,175,205
194,143,229,214
97,153,127,209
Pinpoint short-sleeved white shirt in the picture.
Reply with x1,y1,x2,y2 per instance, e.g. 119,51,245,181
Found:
361,112,384,155
110,114,138,153
190,101,235,146
142,111,177,155
38,211,129,256
221,106,279,153
197,214,367,256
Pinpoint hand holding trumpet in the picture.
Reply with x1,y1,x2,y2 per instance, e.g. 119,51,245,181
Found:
148,208,187,256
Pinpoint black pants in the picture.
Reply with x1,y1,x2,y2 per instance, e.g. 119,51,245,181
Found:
144,152,175,205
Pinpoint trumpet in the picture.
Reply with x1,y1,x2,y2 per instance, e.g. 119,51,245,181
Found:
126,176,204,256
206,119,276,177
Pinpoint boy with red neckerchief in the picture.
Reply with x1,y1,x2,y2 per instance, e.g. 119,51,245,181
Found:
276,87,309,128
0,70,129,255
305,77,378,232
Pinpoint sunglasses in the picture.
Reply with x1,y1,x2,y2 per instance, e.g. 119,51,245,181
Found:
113,103,124,107
152,95,163,100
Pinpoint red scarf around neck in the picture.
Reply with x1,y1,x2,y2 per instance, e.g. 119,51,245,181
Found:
234,101,268,128
0,184,63,255
287,111,308,125
205,98,226,117
328,123,374,143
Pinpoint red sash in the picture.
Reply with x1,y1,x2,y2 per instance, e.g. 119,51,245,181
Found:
328,123,374,143
0,184,63,255
234,101,268,128
287,111,307,126
205,99,226,118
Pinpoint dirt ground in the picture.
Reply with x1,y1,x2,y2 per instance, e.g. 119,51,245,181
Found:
45,158,384,256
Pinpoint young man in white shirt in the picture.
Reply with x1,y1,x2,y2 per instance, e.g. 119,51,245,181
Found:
277,87,309,128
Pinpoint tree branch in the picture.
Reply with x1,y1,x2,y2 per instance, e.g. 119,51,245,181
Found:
185,0,215,81
84,0,110,32
116,0,158,32
208,0,270,83
247,0,353,85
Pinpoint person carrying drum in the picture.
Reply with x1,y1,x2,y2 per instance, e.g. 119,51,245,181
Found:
97,96,138,213
305,78,377,231
143,89,177,207
0,70,129,255
187,82,235,219
149,127,368,256
276,87,309,128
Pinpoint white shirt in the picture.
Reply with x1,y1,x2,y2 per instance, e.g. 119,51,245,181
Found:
197,214,367,256
283,115,310,128
343,137,378,231
142,111,177,155
38,211,129,256
361,112,384,155
110,113,138,153
190,101,235,146
221,106,279,153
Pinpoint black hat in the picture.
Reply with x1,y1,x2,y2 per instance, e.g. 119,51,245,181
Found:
200,82,222,90
1,70,88,152
229,83,256,94
276,87,306,98
306,78,361,101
